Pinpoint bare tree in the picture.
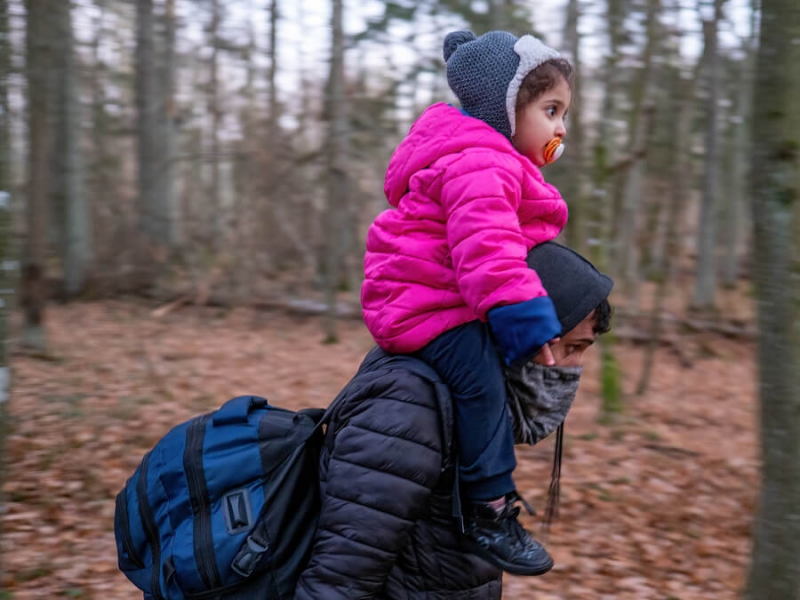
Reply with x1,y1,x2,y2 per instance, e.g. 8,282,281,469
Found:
691,0,724,310
592,0,626,269
594,0,628,421
722,0,757,286
323,0,350,343
136,0,156,244
560,0,587,255
637,48,693,395
208,0,222,244
160,0,179,248
136,0,176,251
616,0,660,307
50,0,91,297
0,0,11,572
90,1,111,254
267,0,279,145
744,0,800,594
21,0,52,352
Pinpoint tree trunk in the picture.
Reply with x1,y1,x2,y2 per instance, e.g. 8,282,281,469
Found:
638,2,709,392
744,0,800,595
90,1,113,258
561,0,587,255
136,0,167,250
208,0,222,245
722,1,757,287
592,0,625,270
136,0,176,250
323,0,349,343
136,0,155,239
0,0,8,219
263,0,279,269
0,0,11,373
159,0,178,248
267,0,278,145
0,0,10,577
234,15,258,296
615,0,660,307
691,0,724,310
594,0,626,420
22,0,52,352
50,0,91,297
637,63,690,395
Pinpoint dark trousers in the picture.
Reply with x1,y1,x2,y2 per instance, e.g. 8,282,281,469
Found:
416,320,516,501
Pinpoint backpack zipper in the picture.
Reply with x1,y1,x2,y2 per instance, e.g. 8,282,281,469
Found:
137,453,165,600
115,488,144,569
184,415,222,591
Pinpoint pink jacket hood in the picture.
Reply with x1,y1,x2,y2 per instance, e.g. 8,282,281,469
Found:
384,103,514,207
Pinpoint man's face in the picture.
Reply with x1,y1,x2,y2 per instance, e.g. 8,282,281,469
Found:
533,310,597,368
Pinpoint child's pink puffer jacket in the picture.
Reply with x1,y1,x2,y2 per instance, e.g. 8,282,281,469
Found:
362,103,567,356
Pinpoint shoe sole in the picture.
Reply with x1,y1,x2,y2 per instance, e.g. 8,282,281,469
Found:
461,538,554,576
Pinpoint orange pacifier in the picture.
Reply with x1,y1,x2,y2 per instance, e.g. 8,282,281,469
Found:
543,137,565,164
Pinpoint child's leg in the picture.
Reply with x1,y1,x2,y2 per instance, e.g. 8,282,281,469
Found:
417,320,553,576
415,320,515,501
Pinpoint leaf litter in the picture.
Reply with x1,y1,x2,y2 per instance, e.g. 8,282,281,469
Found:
2,300,757,599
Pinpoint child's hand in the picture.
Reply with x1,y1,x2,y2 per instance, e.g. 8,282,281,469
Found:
538,338,560,366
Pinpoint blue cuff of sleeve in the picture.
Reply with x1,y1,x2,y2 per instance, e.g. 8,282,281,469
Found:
488,296,562,366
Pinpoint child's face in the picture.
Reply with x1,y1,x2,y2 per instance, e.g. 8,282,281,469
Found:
512,77,571,167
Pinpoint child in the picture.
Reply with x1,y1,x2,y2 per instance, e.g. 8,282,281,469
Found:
361,30,573,576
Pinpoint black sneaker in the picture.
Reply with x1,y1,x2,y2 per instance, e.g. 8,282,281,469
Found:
461,493,554,576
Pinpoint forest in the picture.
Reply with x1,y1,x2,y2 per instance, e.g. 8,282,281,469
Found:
0,0,798,598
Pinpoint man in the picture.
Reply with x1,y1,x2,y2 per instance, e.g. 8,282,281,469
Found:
294,242,613,599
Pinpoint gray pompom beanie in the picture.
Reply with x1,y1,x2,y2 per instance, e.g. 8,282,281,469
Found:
443,30,561,140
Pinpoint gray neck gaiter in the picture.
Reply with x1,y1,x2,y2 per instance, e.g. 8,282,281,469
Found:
505,363,582,446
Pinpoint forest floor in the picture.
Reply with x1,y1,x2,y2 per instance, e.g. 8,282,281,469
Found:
1,295,758,599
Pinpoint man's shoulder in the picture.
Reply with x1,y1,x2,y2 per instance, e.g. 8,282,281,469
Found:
349,348,446,404
329,348,454,441
354,347,440,382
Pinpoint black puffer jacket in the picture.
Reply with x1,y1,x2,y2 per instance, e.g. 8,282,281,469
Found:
295,348,503,599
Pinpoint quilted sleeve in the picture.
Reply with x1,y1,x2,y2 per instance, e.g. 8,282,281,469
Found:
440,153,546,319
294,371,445,600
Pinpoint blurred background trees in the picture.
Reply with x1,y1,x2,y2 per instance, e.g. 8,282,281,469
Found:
6,0,792,405
9,0,770,314
5,0,791,395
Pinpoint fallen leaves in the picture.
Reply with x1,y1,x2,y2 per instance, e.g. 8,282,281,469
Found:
2,300,758,599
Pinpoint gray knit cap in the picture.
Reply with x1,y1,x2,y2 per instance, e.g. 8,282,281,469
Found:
526,242,613,335
443,30,561,140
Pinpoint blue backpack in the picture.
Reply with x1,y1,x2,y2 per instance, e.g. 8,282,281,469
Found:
114,395,328,600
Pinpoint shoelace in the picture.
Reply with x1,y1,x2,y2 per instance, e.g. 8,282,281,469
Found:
500,506,530,545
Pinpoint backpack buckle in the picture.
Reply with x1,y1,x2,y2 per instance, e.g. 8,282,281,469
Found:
231,521,270,577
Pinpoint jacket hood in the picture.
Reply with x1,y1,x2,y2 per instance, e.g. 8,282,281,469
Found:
384,103,515,207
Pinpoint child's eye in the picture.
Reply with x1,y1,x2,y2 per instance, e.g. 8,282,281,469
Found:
546,107,557,117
